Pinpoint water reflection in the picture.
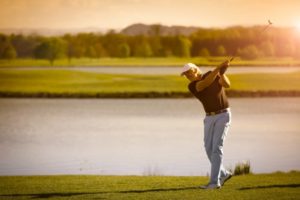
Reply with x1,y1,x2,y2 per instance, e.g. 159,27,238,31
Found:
0,98,299,175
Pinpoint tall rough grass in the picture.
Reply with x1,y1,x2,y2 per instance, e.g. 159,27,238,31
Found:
234,160,252,175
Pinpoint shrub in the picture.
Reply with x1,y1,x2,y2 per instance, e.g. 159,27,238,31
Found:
234,160,252,175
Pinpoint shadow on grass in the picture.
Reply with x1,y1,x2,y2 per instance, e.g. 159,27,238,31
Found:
239,184,300,190
118,186,199,193
0,186,200,199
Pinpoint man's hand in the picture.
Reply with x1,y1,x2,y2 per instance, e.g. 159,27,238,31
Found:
195,60,230,92
218,60,230,75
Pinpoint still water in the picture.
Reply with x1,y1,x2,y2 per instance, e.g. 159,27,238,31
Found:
0,98,299,176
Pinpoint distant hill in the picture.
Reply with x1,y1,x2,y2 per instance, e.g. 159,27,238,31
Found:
0,27,109,36
121,23,199,36
0,23,200,36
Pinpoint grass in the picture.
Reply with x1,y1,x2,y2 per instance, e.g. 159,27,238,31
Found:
1,57,300,67
0,70,187,94
0,69,300,98
0,171,299,200
234,161,252,176
229,72,300,91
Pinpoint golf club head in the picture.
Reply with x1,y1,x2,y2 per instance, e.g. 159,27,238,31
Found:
268,20,273,25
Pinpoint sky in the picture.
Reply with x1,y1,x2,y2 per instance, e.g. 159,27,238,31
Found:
1,0,300,30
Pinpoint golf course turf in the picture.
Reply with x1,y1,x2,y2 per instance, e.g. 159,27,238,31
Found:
0,69,300,98
1,57,300,67
0,171,299,200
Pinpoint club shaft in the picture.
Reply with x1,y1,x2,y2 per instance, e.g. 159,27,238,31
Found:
230,23,272,62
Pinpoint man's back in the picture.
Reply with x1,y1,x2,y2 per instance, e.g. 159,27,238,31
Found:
188,71,229,113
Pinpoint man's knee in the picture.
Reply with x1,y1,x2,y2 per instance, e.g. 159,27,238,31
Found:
212,145,223,155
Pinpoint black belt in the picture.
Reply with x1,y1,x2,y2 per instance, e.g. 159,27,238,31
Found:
206,108,229,116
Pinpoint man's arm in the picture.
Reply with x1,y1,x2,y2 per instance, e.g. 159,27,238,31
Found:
219,74,231,88
195,60,229,92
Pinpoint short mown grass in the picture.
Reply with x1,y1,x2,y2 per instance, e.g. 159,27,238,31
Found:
0,69,300,98
0,171,299,200
1,57,300,67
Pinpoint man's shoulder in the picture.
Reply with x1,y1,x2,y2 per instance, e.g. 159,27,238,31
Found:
188,71,211,91
188,81,197,91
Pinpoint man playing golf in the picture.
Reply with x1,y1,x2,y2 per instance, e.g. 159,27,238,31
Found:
181,61,232,189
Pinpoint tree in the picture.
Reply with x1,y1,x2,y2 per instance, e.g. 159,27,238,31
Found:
2,44,17,59
237,45,261,60
216,45,226,56
94,42,107,57
85,46,97,58
260,41,275,57
102,32,127,57
177,37,191,57
1,26,299,60
34,38,66,65
280,41,295,57
63,34,76,62
199,48,210,57
148,37,164,57
0,34,9,57
160,36,174,57
117,43,130,58
11,34,38,58
134,41,152,57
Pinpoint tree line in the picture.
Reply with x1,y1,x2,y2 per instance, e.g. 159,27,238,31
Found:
1,26,300,64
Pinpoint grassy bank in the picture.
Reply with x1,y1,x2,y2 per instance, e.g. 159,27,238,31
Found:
0,171,299,200
1,57,300,67
0,70,300,97
1,70,300,98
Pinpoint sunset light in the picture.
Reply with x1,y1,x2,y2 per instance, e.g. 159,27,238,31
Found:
1,0,300,29
296,23,300,32
1,0,300,198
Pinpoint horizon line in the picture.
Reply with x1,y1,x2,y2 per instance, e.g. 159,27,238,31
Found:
0,23,297,30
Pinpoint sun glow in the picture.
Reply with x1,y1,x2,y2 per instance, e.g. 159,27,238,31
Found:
296,23,300,32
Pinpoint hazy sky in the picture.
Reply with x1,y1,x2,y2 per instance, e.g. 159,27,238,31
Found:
1,0,300,30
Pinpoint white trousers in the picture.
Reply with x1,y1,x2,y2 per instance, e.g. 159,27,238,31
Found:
203,109,231,185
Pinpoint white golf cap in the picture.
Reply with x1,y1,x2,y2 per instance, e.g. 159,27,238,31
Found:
180,63,199,76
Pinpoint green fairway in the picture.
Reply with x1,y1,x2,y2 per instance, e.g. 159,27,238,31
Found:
0,69,300,97
1,57,300,67
0,172,299,200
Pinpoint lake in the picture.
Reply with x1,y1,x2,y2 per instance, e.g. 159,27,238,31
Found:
0,98,299,176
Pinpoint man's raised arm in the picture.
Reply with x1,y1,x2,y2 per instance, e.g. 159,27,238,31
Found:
196,60,229,92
